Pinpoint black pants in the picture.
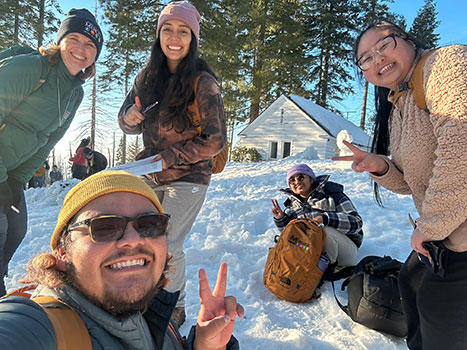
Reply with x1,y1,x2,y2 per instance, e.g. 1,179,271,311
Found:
71,164,86,180
399,250,467,350
0,190,27,296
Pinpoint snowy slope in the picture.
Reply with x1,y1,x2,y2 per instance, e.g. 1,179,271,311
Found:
5,157,416,350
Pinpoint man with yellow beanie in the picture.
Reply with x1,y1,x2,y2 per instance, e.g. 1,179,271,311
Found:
0,171,242,350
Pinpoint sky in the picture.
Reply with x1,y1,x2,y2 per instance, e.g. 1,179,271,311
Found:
6,152,417,349
51,0,467,170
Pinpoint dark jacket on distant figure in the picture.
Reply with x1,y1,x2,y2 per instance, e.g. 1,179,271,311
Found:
85,151,107,178
49,170,62,183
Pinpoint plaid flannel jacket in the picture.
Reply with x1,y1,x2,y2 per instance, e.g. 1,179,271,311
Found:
274,175,363,247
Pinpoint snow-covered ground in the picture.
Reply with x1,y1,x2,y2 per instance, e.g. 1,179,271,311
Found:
6,155,416,349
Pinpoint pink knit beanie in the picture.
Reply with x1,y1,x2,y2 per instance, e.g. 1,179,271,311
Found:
156,1,201,46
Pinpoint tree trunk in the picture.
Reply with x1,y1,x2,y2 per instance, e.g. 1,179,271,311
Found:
37,0,45,48
360,80,368,130
90,74,97,149
13,0,19,44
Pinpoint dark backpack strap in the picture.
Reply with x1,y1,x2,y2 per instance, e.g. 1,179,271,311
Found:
324,265,355,282
331,280,350,317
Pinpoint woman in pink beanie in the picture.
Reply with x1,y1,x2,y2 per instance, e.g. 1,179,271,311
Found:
118,1,227,327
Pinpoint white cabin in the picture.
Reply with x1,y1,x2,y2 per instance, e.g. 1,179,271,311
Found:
237,94,371,160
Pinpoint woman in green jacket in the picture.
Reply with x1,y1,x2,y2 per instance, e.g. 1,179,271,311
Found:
0,8,103,296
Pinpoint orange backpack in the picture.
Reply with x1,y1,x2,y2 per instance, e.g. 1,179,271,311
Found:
187,75,229,174
5,285,92,350
263,218,327,303
5,285,185,349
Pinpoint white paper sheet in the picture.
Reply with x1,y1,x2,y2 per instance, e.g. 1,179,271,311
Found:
105,155,162,176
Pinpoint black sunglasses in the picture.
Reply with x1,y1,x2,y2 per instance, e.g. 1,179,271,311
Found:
67,213,170,243
288,174,306,184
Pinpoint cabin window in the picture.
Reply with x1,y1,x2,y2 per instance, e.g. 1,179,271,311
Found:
270,141,278,159
282,142,291,158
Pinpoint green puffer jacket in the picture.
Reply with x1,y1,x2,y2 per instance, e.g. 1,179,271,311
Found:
0,284,240,350
0,48,84,184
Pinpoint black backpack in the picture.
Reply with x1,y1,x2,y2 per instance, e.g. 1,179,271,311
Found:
327,255,408,338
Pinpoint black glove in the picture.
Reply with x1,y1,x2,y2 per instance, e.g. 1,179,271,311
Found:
7,178,23,208
0,181,14,213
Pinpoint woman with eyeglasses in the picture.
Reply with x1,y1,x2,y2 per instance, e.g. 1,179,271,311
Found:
333,21,467,350
271,164,363,267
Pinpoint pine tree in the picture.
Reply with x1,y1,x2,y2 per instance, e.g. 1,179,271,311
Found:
409,0,440,49
127,135,142,162
99,0,162,164
29,0,62,48
115,136,126,166
0,0,61,50
304,0,360,111
193,0,314,124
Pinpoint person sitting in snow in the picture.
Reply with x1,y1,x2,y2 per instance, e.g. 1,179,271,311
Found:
271,164,363,267
0,170,243,350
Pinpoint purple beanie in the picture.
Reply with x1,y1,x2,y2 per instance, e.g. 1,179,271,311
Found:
286,164,316,184
156,1,201,46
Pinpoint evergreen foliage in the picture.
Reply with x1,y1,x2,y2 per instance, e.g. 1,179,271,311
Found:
304,0,360,111
99,0,163,164
231,146,262,162
0,0,61,50
115,136,126,166
409,0,440,49
127,135,142,162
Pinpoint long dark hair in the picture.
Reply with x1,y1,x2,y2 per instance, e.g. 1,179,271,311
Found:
137,33,216,133
353,21,424,205
75,137,90,153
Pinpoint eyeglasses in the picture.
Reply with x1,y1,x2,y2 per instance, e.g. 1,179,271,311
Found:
356,33,403,71
67,213,170,243
288,174,307,185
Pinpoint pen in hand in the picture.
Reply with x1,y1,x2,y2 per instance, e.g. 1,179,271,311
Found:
142,101,158,115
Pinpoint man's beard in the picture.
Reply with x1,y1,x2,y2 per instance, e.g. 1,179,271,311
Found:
65,262,163,318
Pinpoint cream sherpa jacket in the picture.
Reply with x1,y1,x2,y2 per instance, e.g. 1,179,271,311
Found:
371,45,467,252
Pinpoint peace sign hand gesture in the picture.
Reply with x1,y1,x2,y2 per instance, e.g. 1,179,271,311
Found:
332,140,388,175
271,199,285,219
194,263,244,350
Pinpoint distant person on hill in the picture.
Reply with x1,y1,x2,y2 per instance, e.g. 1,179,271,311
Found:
271,164,363,267
49,165,63,184
83,147,108,178
32,161,49,188
333,21,467,350
69,137,90,180
0,8,103,296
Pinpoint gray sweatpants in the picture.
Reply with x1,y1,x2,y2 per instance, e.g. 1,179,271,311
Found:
0,190,27,296
144,180,208,307
323,226,358,266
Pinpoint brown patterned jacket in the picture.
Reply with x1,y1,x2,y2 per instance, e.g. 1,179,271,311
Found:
118,72,227,186
371,45,467,252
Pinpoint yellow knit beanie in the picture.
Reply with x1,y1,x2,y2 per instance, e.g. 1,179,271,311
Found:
50,170,163,250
